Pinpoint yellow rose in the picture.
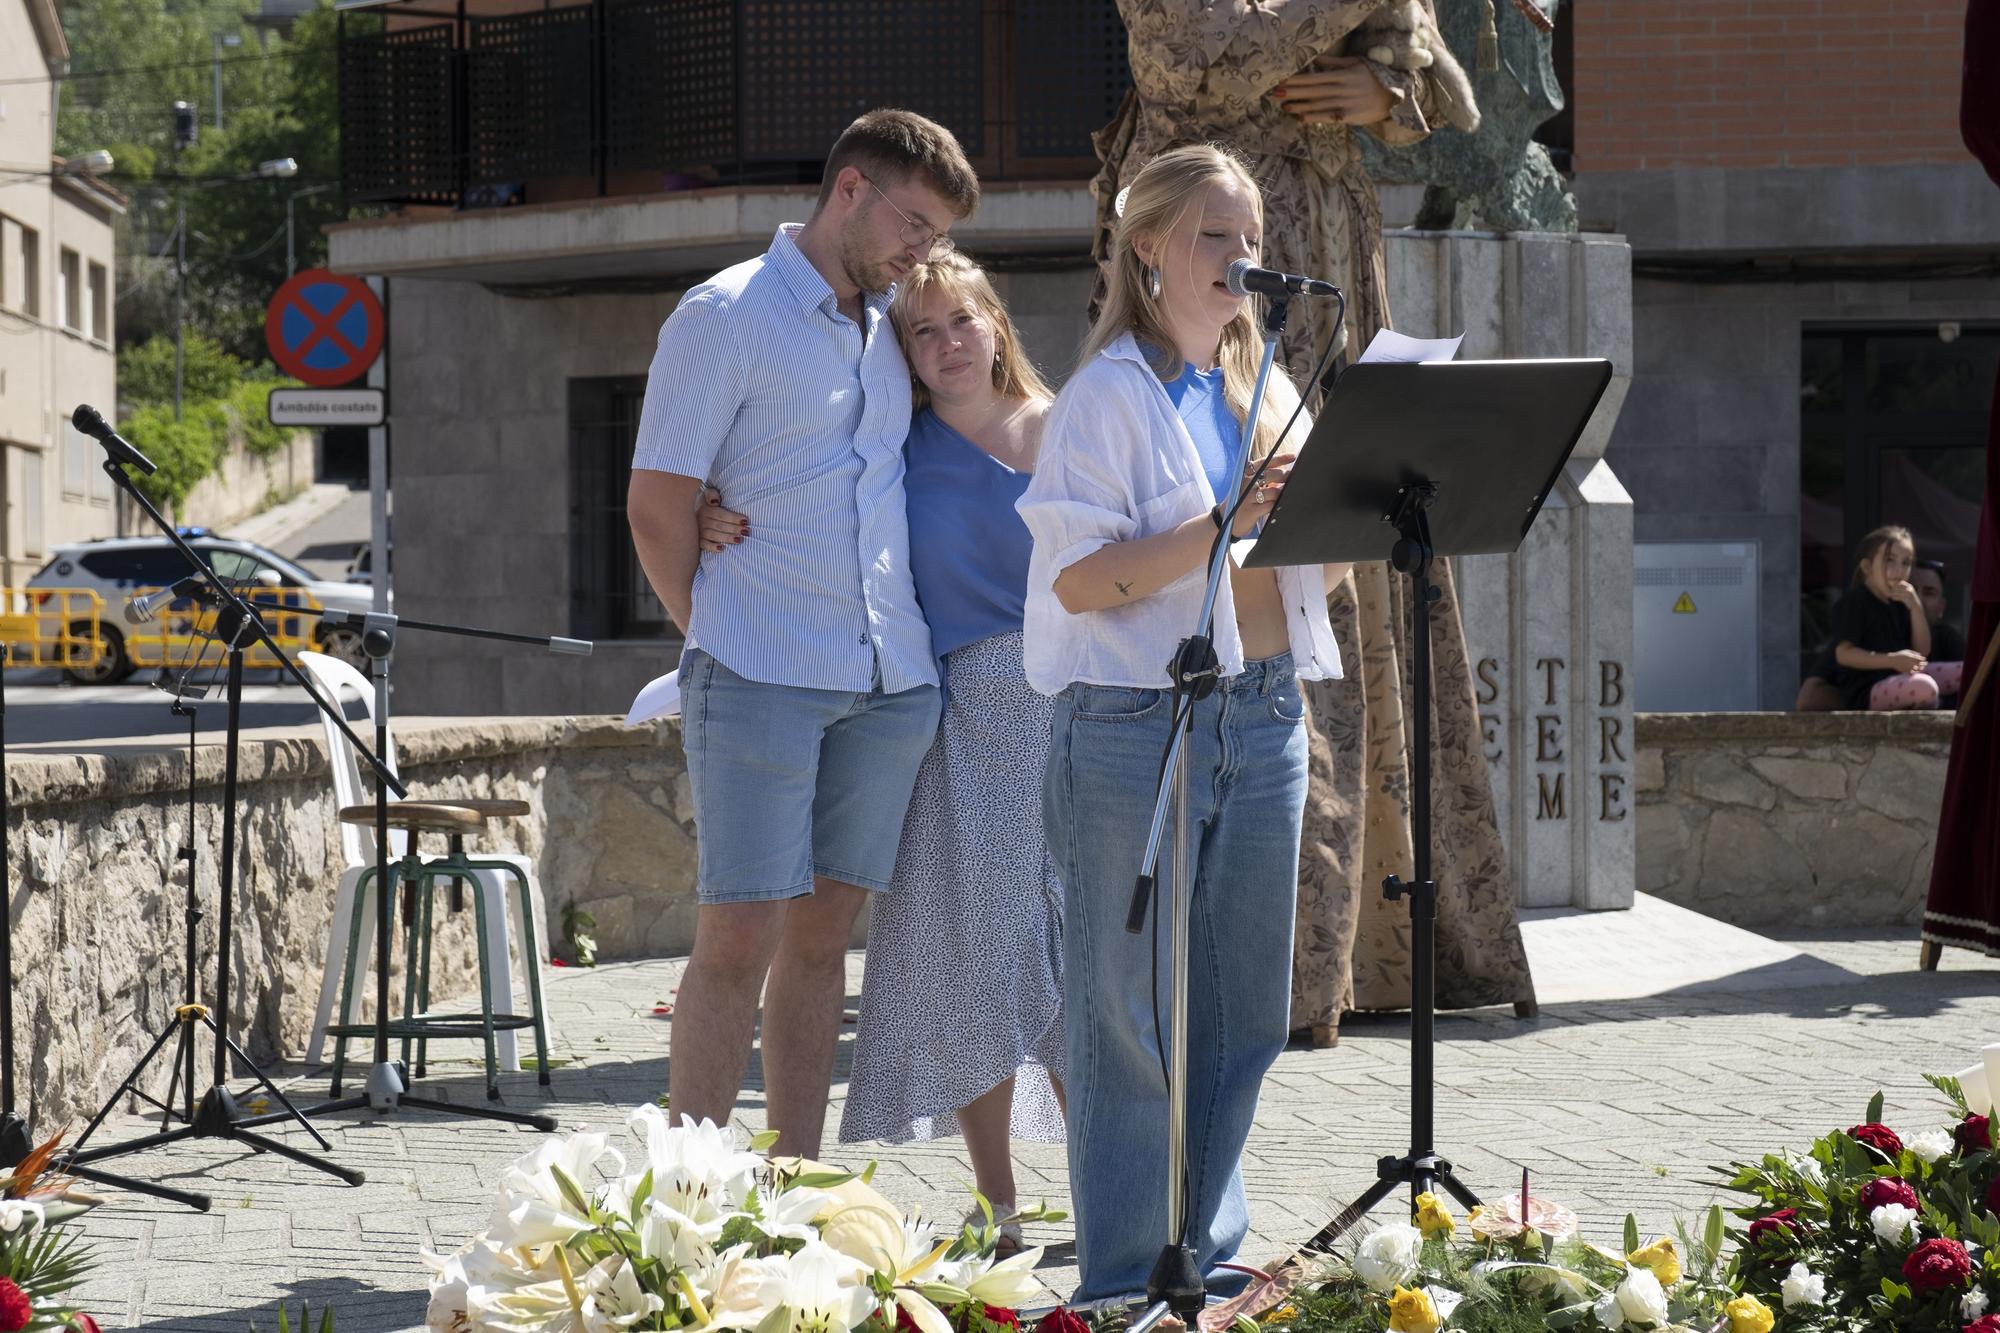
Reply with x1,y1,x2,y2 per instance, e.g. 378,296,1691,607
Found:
1387,1285,1441,1333
1412,1192,1456,1239
1725,1295,1775,1333
1626,1236,1682,1286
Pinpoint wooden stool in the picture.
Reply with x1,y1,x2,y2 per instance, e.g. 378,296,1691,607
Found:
324,802,551,1100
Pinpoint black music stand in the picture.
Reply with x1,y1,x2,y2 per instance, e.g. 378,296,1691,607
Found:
1243,356,1613,1246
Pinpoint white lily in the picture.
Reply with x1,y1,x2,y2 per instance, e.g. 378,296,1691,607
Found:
755,1184,837,1245
423,1238,550,1333
490,1130,623,1249
931,1246,1047,1310
747,1238,878,1333
628,1107,765,1223
480,1253,664,1333
639,1199,725,1272
697,1244,785,1331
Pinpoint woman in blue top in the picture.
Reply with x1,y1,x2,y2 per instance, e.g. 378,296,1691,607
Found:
700,252,1064,1252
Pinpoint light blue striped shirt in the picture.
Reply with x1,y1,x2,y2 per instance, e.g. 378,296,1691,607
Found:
631,225,935,694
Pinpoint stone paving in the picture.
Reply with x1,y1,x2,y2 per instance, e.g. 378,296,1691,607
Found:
52,902,2000,1331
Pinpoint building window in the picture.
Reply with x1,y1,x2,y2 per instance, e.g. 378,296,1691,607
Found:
21,449,44,558
87,261,107,342
62,416,90,500
19,228,37,317
0,219,38,317
58,249,81,333
1800,326,1997,681
569,376,667,641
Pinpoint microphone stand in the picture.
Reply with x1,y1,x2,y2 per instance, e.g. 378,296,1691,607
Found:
239,598,583,1132
1121,294,1290,1333
51,414,409,1208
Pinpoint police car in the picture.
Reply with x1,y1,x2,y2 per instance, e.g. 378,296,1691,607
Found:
26,534,377,684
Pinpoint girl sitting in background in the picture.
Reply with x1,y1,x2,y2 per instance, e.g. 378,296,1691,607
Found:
1827,525,1965,710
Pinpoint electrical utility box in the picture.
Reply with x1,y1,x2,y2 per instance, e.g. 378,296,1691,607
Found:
1633,540,1762,712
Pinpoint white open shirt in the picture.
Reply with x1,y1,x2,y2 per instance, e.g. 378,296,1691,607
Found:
1016,332,1342,695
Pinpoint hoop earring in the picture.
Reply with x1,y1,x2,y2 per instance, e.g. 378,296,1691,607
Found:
1148,267,1162,301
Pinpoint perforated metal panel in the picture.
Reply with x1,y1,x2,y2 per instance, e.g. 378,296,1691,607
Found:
1011,0,1129,159
466,7,596,189
605,0,738,176
339,22,459,205
738,0,984,168
1633,541,1762,712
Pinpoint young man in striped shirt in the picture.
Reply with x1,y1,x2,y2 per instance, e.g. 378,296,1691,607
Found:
628,109,979,1157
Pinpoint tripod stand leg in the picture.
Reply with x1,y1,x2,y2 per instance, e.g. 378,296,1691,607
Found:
1434,1165,1480,1212
69,1013,186,1153
397,1093,556,1132
65,1162,211,1212
1301,1172,1401,1255
230,1127,365,1186
206,1018,333,1152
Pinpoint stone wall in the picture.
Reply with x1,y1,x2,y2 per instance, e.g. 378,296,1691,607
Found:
181,429,317,531
6,715,693,1130
1634,711,1954,929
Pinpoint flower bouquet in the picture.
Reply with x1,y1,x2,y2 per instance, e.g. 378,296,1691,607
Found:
424,1108,1064,1333
0,1135,102,1333
1719,1077,2000,1331
1249,1179,1740,1333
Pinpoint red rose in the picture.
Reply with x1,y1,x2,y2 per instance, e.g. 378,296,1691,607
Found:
1035,1311,1091,1333
1849,1122,1904,1158
1747,1208,1803,1246
69,1318,102,1333
0,1280,29,1333
1859,1176,1920,1212
1901,1237,1973,1292
1958,1114,1994,1154
983,1308,1020,1330
1967,1318,2000,1333
896,1306,925,1333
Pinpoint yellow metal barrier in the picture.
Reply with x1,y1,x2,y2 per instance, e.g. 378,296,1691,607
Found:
124,586,325,670
0,586,324,677
0,589,108,669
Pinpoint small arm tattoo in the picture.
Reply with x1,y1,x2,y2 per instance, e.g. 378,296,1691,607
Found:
1115,580,1134,599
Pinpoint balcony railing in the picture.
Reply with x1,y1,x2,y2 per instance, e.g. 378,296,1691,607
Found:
339,0,1133,209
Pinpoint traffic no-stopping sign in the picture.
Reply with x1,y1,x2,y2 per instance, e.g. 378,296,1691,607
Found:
266,269,384,387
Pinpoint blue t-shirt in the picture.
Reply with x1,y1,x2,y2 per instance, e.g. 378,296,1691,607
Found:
903,408,1034,664
1164,361,1243,504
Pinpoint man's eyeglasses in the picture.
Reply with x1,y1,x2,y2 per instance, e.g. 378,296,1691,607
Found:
863,177,955,257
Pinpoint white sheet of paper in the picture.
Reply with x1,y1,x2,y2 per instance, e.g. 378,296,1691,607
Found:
1356,328,1464,364
624,669,681,727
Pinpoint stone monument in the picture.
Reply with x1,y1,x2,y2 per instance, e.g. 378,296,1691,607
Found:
1375,0,1637,910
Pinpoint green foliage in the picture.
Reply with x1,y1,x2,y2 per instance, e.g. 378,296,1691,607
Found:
121,401,228,514
249,1302,334,1333
118,332,247,407
564,901,600,968
58,1,348,359
0,1226,97,1332
115,335,296,507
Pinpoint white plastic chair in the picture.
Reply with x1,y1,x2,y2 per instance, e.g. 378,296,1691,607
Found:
300,651,553,1073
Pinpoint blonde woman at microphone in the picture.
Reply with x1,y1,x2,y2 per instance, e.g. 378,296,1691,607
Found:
1092,0,1534,1049
1016,144,1343,1307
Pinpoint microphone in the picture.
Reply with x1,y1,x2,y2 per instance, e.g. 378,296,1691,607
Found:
125,577,204,625
1226,259,1342,300
71,405,158,475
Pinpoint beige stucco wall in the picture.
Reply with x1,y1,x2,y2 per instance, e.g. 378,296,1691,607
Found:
0,0,122,586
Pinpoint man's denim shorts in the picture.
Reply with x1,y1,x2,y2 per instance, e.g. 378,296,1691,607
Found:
678,648,941,904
